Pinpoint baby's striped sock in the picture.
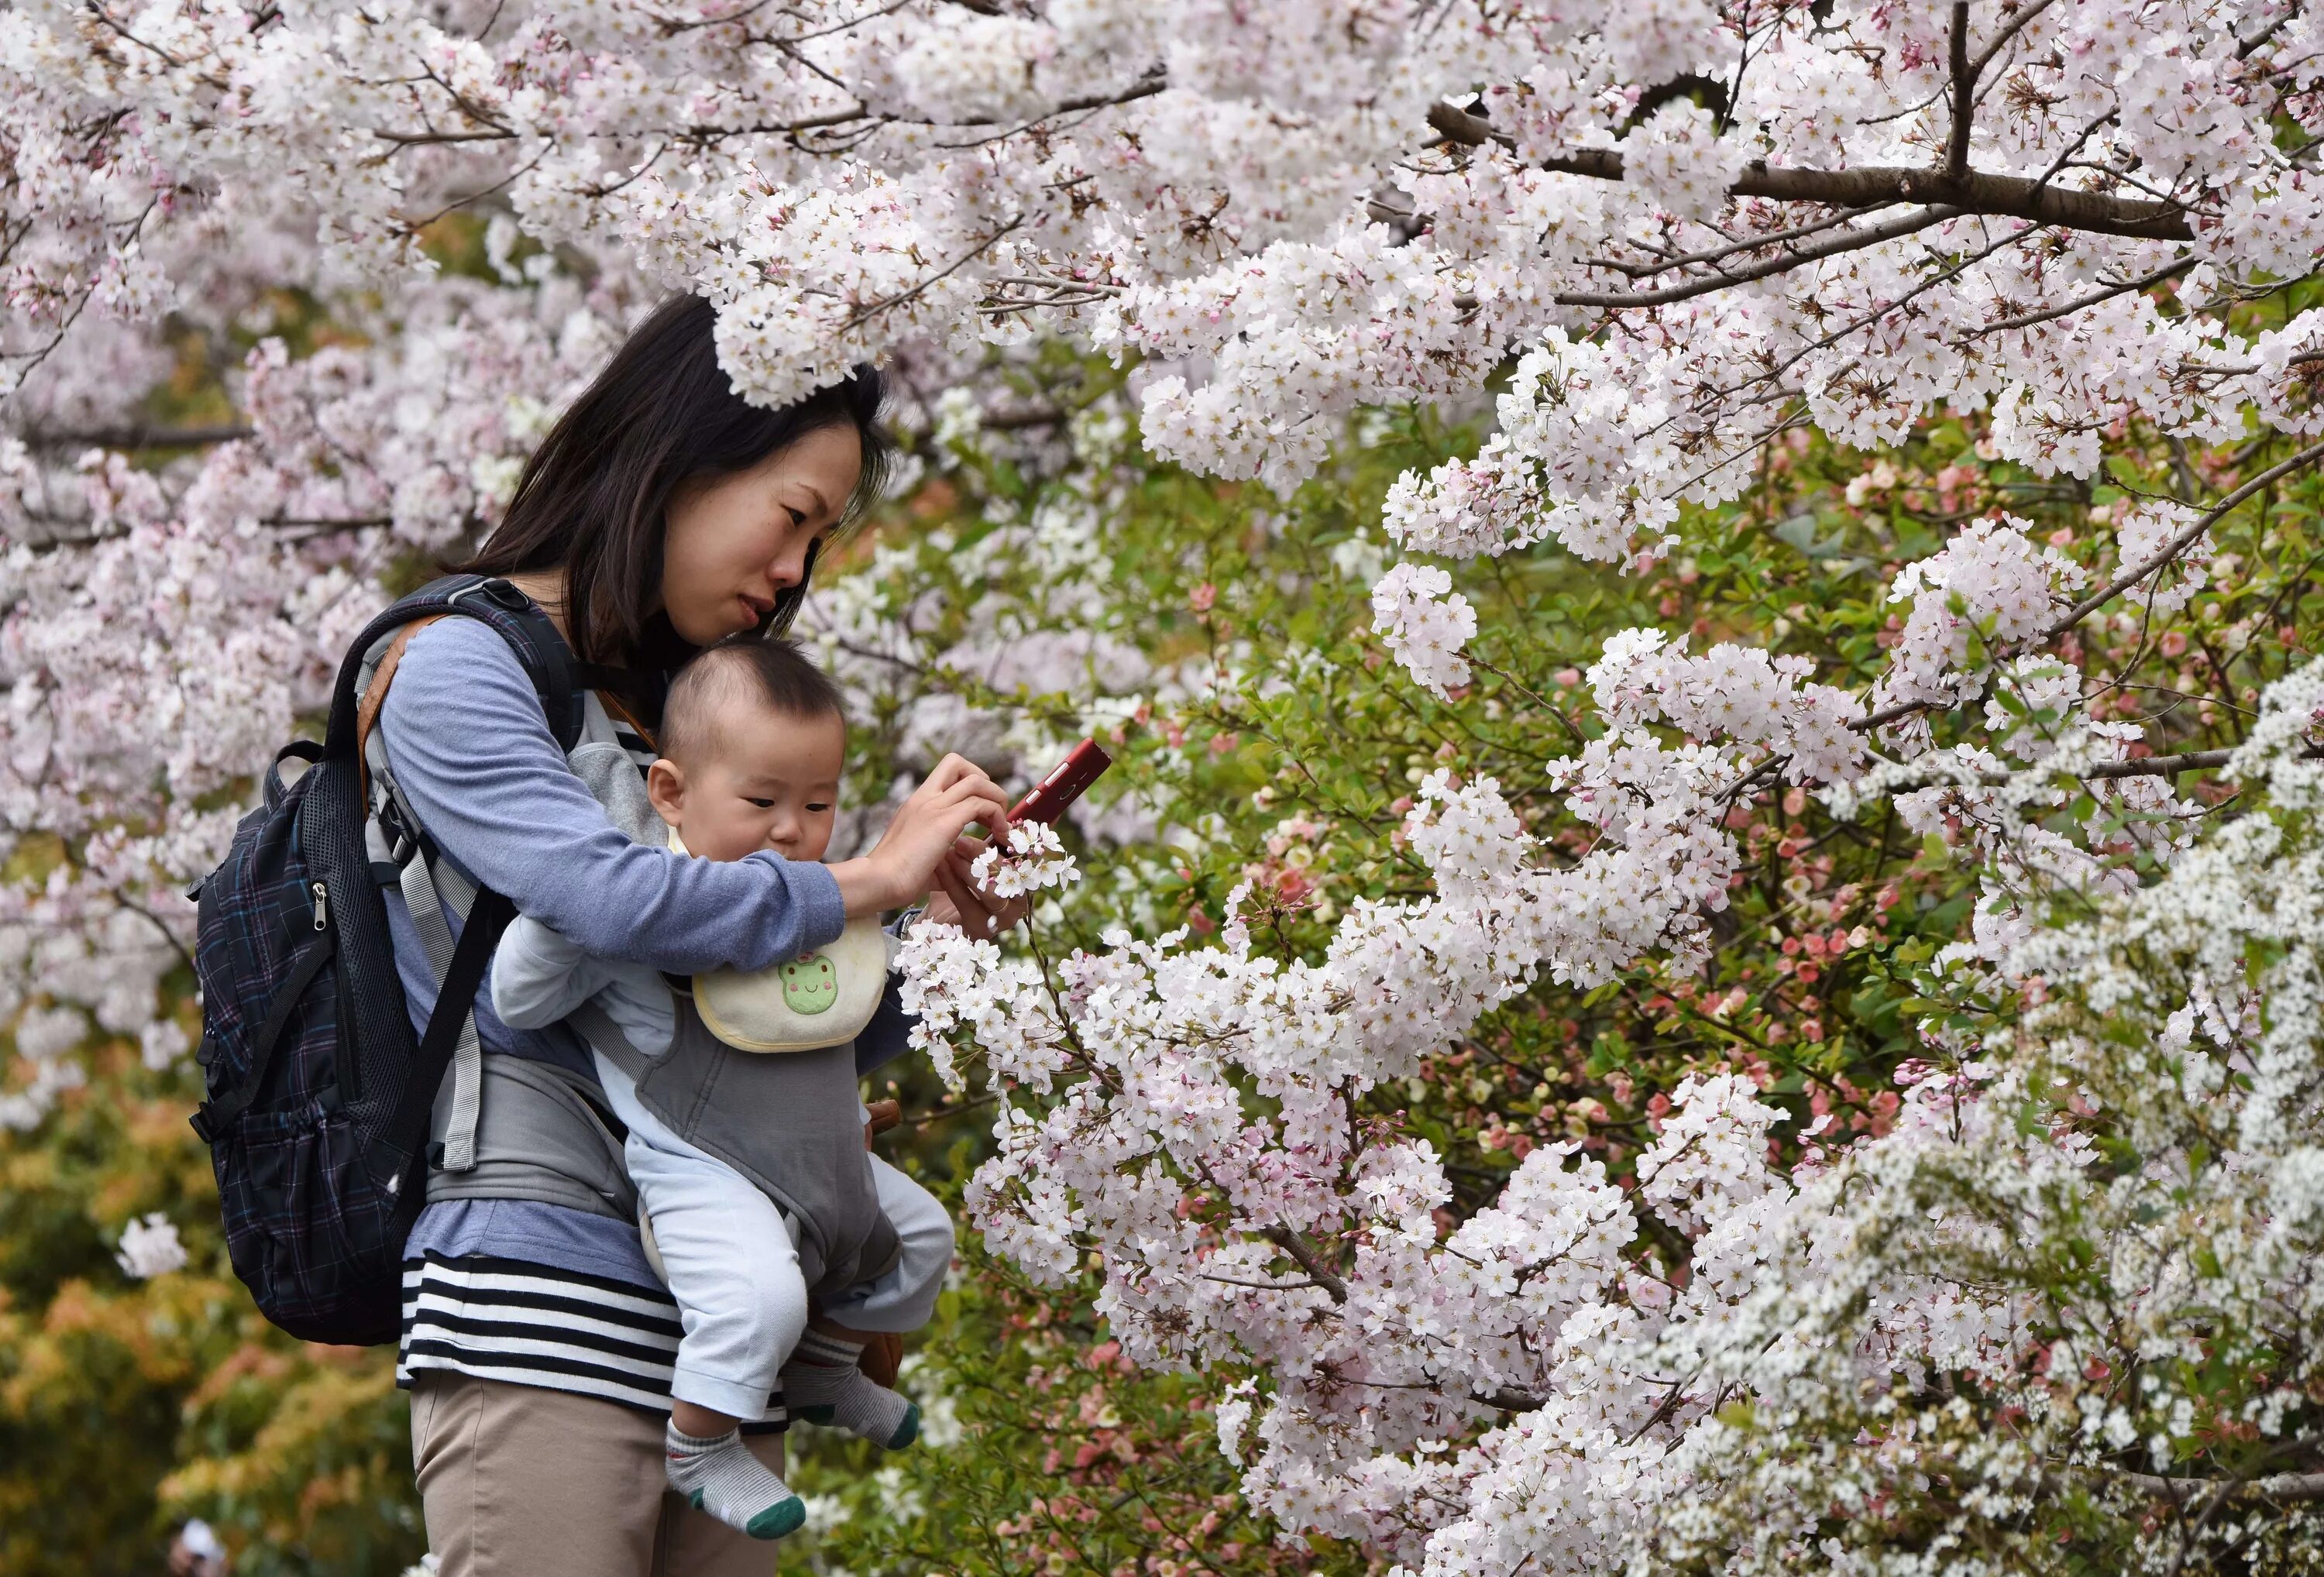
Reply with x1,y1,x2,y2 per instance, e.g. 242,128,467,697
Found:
780,1329,920,1449
664,1422,805,1540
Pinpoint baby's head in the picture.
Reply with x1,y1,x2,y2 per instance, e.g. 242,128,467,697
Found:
648,638,845,864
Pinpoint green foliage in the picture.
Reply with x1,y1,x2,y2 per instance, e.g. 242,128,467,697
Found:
0,998,425,1577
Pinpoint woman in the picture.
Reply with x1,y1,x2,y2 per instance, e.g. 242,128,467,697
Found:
376,295,1010,1576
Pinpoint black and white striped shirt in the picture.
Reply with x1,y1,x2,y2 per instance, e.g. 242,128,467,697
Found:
398,1251,786,1425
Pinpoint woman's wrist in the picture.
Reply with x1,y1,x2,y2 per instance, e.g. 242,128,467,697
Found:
830,856,906,919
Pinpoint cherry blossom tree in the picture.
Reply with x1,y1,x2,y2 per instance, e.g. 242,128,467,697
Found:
8,2,2324,1572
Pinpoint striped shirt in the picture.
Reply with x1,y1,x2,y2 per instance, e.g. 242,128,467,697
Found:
397,1251,787,1426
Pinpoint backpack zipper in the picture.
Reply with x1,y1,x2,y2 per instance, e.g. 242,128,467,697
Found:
311,881,329,932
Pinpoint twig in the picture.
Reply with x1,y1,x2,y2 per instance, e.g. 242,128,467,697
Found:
1260,1225,1348,1303
2049,439,2324,636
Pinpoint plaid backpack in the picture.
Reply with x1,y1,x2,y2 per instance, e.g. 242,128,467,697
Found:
188,574,582,1345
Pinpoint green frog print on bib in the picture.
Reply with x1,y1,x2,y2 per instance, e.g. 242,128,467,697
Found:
779,952,839,1015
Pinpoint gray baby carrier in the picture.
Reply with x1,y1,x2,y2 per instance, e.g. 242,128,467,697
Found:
558,741,902,1300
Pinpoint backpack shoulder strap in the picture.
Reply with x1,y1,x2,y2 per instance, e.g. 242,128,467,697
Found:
326,574,583,764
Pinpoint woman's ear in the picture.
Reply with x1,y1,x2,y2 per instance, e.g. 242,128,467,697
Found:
646,758,688,827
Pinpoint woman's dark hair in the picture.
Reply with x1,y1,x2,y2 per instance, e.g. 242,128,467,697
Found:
458,294,890,668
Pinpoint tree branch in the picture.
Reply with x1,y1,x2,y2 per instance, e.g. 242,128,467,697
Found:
19,422,252,451
1852,440,2324,737
2111,1469,2324,1508
1968,0,2063,80
1425,102,2193,241
1555,205,1964,308
373,127,514,148
2048,438,2324,637
2078,748,2236,780
1973,258,2197,336
1944,2,1974,181
1260,1225,1348,1303
1587,202,1901,278
1474,1386,1544,1413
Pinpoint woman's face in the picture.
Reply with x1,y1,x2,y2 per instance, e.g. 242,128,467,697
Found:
659,422,864,646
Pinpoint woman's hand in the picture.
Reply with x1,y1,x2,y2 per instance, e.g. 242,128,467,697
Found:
920,834,1033,937
830,754,1009,918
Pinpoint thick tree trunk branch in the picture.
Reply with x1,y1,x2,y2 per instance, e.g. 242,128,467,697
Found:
1425,103,2194,242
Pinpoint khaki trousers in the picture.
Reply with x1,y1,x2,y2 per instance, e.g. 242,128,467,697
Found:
410,1373,784,1577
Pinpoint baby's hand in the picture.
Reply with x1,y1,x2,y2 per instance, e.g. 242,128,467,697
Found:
862,1098,901,1149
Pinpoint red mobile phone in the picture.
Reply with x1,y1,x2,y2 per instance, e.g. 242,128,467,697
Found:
1008,738,1112,826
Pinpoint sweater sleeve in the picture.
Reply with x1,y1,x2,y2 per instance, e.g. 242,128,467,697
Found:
379,617,846,973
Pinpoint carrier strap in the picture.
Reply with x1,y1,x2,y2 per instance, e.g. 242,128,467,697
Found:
381,887,514,1178
399,846,488,1170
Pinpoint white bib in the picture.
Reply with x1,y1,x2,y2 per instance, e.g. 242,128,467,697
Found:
670,829,890,1053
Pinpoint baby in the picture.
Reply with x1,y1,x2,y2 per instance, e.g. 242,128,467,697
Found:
491,638,953,1541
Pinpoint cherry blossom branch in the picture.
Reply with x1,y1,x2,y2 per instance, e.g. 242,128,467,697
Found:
2109,1469,2324,1508
21,423,253,450
1965,0,2063,81
1425,104,2195,241
1586,202,1903,278
1259,1225,1346,1303
1554,205,1966,309
1855,439,2324,735
1943,3,1974,184
1200,1273,1326,1293
109,889,197,977
2078,749,2236,781
1972,259,2199,336
2050,438,2324,635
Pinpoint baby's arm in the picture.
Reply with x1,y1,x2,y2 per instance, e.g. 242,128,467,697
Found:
491,915,606,1029
492,915,677,1056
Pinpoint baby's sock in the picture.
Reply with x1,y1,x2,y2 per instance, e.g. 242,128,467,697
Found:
780,1329,920,1449
664,1421,806,1540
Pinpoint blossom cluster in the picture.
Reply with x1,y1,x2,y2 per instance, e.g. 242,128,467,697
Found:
2,270,639,1122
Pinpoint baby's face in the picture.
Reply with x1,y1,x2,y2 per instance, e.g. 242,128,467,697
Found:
650,705,844,865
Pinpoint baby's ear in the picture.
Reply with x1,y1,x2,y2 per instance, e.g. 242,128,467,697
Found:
645,758,688,826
